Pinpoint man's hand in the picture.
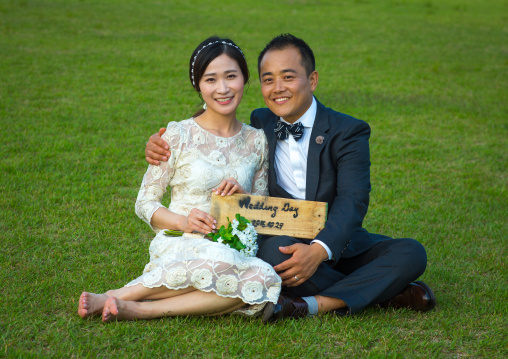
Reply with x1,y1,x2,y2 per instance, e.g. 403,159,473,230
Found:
145,128,170,165
273,243,328,287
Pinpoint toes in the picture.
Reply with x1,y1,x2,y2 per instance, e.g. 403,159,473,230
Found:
80,292,90,308
78,309,87,318
78,292,90,318
102,307,110,322
102,298,117,323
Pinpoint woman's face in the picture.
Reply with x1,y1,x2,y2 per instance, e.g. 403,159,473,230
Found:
198,54,245,118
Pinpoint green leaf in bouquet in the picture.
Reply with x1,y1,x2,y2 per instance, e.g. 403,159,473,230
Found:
233,240,246,250
206,232,219,242
164,230,184,237
204,213,257,256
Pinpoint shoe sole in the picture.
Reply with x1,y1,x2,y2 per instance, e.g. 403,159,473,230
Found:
262,302,276,324
414,280,437,311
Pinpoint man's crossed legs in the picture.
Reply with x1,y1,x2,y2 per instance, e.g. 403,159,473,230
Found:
258,236,436,323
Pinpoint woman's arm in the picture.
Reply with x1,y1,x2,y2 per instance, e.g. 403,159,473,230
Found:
136,158,217,234
136,123,217,234
151,207,216,234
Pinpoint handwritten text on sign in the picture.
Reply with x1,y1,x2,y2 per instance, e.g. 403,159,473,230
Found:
210,193,327,239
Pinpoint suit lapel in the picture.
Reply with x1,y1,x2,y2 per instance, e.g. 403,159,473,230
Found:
263,113,278,183
306,100,330,200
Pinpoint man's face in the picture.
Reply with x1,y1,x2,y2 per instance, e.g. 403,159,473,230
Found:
259,46,318,124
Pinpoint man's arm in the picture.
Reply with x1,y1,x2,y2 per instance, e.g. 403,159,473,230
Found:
273,120,371,286
146,110,266,164
145,128,171,165
314,120,371,264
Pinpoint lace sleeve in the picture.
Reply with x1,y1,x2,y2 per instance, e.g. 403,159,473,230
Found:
251,130,269,196
135,122,184,232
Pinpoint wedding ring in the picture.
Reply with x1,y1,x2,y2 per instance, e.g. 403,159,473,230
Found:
294,275,300,281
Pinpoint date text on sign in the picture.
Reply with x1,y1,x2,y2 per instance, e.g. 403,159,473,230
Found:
210,193,327,239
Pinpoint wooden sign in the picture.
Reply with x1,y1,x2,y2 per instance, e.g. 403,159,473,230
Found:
209,193,327,239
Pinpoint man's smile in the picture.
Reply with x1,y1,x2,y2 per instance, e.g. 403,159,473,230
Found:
274,97,290,104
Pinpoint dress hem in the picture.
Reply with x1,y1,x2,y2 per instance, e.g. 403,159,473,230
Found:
124,280,278,306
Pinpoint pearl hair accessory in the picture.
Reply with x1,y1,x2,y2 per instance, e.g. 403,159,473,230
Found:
191,41,245,87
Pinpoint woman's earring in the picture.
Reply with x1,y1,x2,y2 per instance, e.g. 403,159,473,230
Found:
203,103,207,110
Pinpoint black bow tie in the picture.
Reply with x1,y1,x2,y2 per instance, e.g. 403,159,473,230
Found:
274,120,305,141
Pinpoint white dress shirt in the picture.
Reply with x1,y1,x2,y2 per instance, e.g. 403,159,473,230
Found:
274,97,333,260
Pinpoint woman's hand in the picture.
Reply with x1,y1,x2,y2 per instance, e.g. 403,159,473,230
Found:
181,208,217,234
213,178,249,196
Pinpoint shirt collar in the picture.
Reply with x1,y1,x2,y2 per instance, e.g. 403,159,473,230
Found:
280,97,317,128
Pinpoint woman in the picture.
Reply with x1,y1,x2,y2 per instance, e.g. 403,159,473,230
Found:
78,37,281,322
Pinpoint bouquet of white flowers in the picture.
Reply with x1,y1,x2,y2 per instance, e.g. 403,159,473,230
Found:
207,213,258,257
164,213,258,257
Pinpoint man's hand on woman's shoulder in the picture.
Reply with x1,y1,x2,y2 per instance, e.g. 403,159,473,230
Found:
145,127,170,165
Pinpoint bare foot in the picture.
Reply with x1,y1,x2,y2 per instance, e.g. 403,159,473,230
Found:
102,297,119,322
78,292,108,318
102,297,148,322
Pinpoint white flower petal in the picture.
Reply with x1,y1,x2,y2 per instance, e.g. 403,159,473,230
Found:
191,269,213,289
241,281,263,302
143,266,163,286
216,275,239,294
165,267,187,286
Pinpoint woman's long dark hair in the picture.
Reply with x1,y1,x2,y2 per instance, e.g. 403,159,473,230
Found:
189,36,249,118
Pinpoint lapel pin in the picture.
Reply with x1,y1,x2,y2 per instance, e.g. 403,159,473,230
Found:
316,136,324,145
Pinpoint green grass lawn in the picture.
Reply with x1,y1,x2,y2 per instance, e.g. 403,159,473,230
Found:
1,0,506,357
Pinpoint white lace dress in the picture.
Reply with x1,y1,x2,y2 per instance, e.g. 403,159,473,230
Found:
126,119,281,314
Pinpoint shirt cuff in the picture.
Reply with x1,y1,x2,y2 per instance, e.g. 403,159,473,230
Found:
310,239,333,261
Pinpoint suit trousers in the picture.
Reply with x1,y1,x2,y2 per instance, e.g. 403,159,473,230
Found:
257,236,427,315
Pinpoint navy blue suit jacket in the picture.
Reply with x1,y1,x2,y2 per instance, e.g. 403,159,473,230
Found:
250,98,388,263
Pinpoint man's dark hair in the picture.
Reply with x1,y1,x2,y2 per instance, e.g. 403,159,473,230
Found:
257,33,315,77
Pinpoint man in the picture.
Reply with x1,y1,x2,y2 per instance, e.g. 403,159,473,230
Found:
145,34,436,322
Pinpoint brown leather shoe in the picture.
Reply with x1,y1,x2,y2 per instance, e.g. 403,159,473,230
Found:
380,281,436,312
262,293,309,324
